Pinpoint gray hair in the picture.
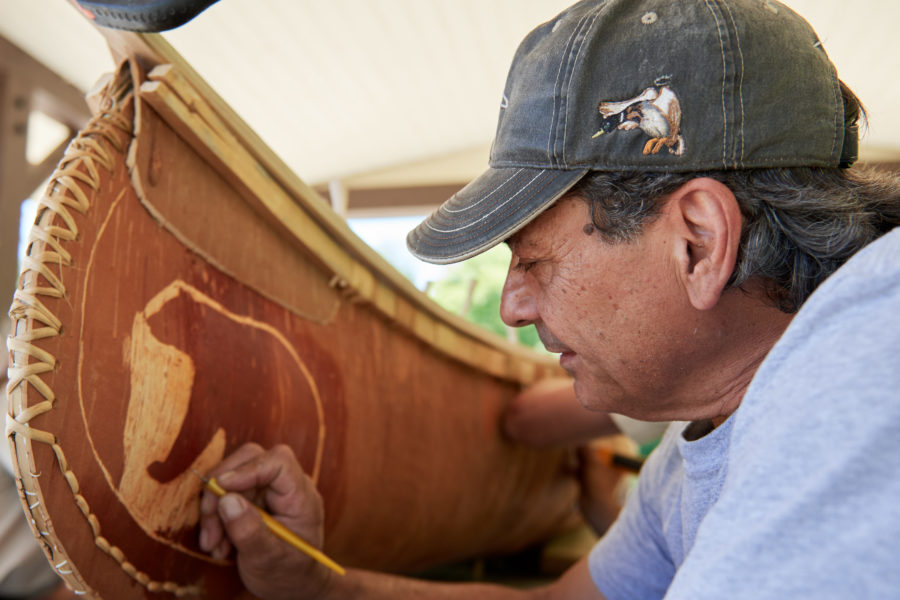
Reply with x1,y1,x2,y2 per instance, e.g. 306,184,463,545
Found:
569,165,900,313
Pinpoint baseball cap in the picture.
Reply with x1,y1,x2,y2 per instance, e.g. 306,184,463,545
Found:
407,0,857,264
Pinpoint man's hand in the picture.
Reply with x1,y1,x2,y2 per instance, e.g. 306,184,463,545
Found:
503,377,619,447
198,443,334,600
502,378,632,536
196,443,609,600
576,441,632,535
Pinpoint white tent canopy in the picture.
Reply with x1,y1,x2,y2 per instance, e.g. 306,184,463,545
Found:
2,0,898,197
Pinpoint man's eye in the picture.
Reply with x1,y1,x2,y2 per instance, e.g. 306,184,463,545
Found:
517,259,537,272
511,252,540,273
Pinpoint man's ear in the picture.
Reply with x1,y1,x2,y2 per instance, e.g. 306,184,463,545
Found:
667,177,742,310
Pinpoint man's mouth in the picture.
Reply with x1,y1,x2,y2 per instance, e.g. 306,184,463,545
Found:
536,327,572,357
544,345,574,356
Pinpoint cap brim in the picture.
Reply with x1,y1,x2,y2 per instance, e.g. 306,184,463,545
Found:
407,166,587,265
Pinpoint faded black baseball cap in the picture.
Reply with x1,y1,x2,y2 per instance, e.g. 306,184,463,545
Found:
407,0,857,264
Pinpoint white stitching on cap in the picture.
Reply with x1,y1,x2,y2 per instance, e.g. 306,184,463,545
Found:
563,7,603,167
703,0,729,168
721,0,745,165
425,170,547,234
440,168,525,214
825,46,842,160
548,14,588,166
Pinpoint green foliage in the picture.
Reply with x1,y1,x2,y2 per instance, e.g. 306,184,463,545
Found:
347,216,545,352
426,245,544,351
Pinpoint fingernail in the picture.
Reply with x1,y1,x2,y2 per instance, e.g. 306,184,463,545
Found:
199,528,209,551
212,544,228,561
200,492,215,516
217,471,235,485
220,494,245,521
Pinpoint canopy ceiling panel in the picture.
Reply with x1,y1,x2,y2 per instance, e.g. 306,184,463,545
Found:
1,0,898,192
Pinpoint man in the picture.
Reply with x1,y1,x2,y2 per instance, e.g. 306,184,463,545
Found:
198,0,900,597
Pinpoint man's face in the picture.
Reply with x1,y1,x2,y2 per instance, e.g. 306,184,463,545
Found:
501,196,702,420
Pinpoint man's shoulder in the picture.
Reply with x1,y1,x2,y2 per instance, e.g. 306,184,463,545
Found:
738,227,900,429
815,227,900,297
777,226,900,344
674,229,900,600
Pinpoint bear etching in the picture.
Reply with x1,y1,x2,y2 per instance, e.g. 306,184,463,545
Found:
116,280,326,546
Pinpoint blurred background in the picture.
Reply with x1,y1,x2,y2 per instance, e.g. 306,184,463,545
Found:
2,0,899,347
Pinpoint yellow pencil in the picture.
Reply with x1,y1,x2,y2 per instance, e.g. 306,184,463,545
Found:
194,470,346,576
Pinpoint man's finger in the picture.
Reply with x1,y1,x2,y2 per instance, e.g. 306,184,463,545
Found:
206,442,266,480
199,510,226,554
213,445,304,504
218,493,285,565
198,443,266,556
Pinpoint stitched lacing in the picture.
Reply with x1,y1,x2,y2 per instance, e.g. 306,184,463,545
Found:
6,79,202,596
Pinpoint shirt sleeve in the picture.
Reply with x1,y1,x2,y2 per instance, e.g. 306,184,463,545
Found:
589,426,680,600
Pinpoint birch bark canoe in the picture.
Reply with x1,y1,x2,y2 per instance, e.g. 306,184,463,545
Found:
6,34,579,599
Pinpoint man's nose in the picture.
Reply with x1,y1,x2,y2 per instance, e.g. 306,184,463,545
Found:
499,269,537,328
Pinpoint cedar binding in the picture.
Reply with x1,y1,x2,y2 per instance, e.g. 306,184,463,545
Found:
5,33,580,599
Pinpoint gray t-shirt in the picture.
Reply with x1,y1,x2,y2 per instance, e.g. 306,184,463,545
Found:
589,227,900,599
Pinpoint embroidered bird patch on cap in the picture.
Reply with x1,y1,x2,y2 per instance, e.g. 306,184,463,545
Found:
592,76,685,156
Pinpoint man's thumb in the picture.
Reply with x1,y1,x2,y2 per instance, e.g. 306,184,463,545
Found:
218,494,268,553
